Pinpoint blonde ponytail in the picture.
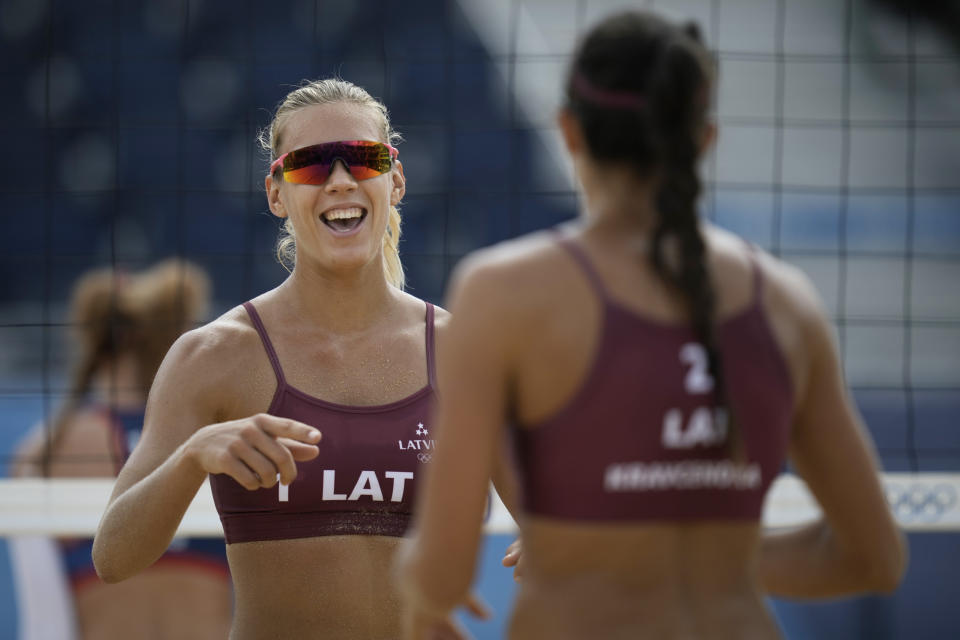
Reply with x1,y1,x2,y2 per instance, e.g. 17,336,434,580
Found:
383,205,404,289
276,218,297,272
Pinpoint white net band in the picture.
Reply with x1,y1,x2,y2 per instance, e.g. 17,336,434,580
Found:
0,472,956,537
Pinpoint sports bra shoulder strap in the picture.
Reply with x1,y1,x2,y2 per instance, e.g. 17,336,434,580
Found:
742,241,765,307
242,301,287,385
551,228,610,298
102,407,129,474
424,302,437,388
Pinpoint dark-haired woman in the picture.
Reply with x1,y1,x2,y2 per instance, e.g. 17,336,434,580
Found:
398,10,905,639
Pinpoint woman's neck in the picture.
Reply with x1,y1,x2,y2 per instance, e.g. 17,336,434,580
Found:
577,164,659,241
279,258,397,334
91,355,145,410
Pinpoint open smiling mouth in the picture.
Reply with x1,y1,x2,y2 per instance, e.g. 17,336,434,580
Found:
321,207,367,233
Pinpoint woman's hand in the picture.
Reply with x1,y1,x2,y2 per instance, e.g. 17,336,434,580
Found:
501,537,523,581
402,593,491,640
182,413,321,489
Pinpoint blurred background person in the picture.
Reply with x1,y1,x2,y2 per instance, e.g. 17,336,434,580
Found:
13,259,231,640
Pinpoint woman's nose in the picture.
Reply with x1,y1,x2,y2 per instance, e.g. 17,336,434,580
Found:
323,159,357,192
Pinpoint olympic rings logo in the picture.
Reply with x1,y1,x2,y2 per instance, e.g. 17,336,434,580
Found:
885,482,957,523
417,453,432,464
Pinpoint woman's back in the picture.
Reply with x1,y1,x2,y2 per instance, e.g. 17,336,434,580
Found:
514,522,773,639
500,223,814,638
505,225,807,432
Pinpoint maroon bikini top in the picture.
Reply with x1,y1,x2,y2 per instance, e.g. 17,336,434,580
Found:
209,301,438,543
512,235,794,522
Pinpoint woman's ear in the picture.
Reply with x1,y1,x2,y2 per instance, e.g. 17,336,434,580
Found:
265,174,287,219
390,160,406,206
557,108,584,156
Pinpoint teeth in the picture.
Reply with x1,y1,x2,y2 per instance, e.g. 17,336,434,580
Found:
323,207,363,221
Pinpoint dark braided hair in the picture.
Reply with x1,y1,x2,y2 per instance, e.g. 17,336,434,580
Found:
567,11,740,456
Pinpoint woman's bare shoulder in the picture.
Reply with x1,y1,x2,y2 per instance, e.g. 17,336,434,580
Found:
169,305,257,363
751,246,825,326
706,225,826,324
452,229,570,297
440,231,575,356
135,299,286,432
152,304,268,406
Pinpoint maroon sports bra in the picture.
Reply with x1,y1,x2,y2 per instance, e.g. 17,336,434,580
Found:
209,301,437,543
512,235,794,522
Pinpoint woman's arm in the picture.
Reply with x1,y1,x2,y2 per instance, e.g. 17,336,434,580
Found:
399,257,515,633
759,278,907,597
492,443,525,580
92,326,321,583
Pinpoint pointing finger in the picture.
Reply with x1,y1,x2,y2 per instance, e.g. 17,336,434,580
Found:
277,438,321,463
256,414,321,443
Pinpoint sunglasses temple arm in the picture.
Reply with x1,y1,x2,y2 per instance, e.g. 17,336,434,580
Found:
269,153,288,175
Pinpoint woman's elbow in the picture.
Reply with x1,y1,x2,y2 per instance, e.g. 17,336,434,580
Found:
849,526,908,595
91,535,135,584
91,545,118,584
92,555,121,584
862,558,905,595
870,529,908,594
94,566,126,585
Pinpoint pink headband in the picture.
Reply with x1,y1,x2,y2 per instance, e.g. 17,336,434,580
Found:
571,73,646,110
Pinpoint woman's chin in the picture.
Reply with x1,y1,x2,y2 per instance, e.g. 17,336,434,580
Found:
301,249,383,279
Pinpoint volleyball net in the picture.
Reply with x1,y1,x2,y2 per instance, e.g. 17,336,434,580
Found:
0,472,957,537
0,1,957,638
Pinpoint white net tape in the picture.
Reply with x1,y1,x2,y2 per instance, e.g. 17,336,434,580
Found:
0,472,956,537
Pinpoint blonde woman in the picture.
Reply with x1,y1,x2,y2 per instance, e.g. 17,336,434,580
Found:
93,79,468,639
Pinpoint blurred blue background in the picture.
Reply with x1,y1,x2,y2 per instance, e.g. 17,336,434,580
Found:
0,0,958,637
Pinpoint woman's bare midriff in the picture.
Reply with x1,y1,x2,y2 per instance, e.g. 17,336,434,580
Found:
227,535,404,640
509,519,783,640
75,566,232,640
